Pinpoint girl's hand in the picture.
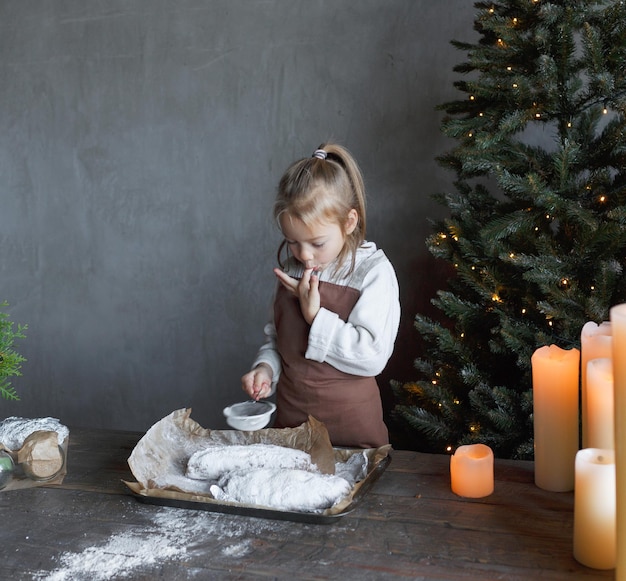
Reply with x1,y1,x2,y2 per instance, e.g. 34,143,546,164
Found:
274,267,320,325
241,364,273,400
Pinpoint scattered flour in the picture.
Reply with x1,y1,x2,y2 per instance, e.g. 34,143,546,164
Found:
221,540,253,558
32,505,277,581
0,417,69,450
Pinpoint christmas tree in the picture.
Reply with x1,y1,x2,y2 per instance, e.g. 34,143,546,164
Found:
392,0,626,459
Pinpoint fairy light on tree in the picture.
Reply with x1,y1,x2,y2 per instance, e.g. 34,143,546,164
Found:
392,0,626,458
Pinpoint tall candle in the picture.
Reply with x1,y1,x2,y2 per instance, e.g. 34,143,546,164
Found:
610,304,626,580
587,358,615,450
531,344,580,491
581,322,612,448
450,444,494,498
573,448,616,570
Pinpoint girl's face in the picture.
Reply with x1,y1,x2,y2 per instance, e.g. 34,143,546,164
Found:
280,210,358,271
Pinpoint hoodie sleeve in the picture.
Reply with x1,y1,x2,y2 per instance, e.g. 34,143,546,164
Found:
305,254,400,376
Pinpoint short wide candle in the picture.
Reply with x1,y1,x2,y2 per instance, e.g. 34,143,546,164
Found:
450,444,494,498
573,448,616,570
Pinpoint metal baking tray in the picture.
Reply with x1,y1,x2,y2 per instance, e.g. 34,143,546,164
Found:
129,453,391,524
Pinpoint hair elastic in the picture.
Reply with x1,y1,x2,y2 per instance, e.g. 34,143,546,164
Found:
312,149,327,160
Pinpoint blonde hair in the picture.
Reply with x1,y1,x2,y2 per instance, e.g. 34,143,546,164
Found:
274,142,367,273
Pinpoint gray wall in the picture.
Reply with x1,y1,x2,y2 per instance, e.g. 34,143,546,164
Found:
0,1,477,438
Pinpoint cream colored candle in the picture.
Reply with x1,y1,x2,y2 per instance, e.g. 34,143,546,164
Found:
573,448,616,570
610,304,626,580
581,321,612,448
450,444,494,498
587,358,615,450
531,344,580,491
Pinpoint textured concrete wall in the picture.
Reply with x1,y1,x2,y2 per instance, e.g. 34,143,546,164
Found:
0,1,477,435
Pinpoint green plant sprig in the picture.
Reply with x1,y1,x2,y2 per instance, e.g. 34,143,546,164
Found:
0,301,27,401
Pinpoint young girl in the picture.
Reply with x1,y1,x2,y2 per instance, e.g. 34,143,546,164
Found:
241,142,400,448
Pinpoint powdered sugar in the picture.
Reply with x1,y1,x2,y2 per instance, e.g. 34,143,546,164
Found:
186,443,315,480
211,468,353,512
183,444,367,512
33,505,279,580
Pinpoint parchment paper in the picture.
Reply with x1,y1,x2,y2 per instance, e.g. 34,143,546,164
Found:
124,408,391,516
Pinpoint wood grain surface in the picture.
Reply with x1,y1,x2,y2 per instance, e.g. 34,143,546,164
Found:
0,428,611,580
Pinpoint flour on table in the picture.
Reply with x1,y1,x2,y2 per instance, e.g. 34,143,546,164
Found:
211,468,353,512
186,443,315,481
33,505,280,581
0,416,69,450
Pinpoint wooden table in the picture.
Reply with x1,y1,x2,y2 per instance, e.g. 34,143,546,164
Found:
0,428,612,580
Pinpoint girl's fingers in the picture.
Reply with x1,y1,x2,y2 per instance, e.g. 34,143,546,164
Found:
274,268,298,293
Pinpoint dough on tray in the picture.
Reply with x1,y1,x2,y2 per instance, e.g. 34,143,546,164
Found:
186,443,315,481
210,468,352,512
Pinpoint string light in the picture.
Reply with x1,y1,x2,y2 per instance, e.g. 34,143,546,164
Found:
522,308,527,314
599,195,607,203
446,445,453,453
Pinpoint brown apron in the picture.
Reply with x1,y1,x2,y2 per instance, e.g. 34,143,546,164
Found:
273,280,389,448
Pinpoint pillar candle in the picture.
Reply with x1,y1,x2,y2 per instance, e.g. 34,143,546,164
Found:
581,322,612,448
531,344,580,491
587,358,615,450
573,448,616,570
610,304,626,580
450,444,494,498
